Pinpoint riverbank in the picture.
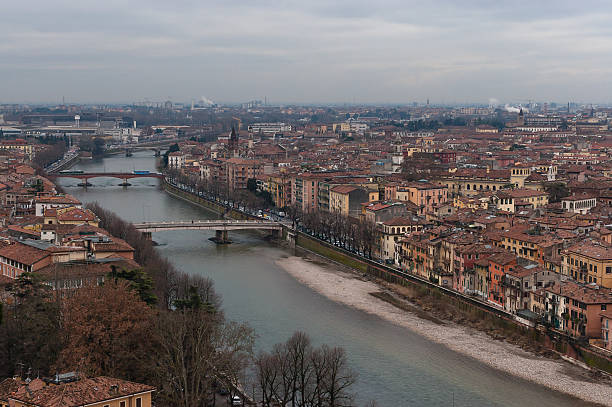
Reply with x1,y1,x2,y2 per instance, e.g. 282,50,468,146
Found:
276,254,612,406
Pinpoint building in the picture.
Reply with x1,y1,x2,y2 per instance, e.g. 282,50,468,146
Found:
7,375,154,407
394,182,448,215
35,194,82,217
561,193,597,214
362,200,412,223
380,217,426,262
168,151,186,168
329,185,370,217
225,158,262,191
488,252,517,307
248,122,292,134
601,309,612,350
540,281,612,339
562,239,612,288
495,189,549,213
0,240,87,279
0,139,33,159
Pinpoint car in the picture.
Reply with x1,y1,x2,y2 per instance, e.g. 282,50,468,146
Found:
231,395,242,406
218,387,230,395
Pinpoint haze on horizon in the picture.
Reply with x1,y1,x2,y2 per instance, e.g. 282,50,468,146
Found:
3,0,612,105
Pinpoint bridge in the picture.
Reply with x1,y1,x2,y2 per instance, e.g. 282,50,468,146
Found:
49,172,163,186
132,219,283,243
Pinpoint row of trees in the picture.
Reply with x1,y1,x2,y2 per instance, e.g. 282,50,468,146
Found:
167,169,274,214
297,209,378,259
32,140,67,169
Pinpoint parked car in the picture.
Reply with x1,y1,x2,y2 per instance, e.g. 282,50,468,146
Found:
231,395,242,406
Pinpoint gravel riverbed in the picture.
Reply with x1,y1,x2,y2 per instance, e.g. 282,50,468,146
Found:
276,255,612,406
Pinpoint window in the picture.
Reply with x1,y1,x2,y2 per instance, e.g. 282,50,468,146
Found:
120,402,126,407
607,266,612,274
136,398,142,407
602,305,607,311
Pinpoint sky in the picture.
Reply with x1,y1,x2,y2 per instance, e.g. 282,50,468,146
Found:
3,0,612,105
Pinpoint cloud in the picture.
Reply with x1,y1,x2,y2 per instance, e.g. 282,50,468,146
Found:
2,1,612,103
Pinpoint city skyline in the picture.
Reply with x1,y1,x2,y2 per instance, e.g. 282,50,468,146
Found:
3,1,612,104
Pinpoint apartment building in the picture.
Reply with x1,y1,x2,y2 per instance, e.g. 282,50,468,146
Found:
562,240,612,288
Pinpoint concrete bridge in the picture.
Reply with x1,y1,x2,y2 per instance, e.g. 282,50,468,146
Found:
132,219,283,243
49,172,163,186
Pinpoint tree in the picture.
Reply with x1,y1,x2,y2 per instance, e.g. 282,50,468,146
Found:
55,281,155,381
154,291,254,406
545,182,569,203
247,178,257,192
108,265,157,306
0,273,62,378
254,332,356,407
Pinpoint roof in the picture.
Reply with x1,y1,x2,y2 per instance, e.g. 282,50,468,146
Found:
9,376,155,407
57,208,97,223
497,188,548,199
565,239,612,261
488,252,517,266
0,241,50,265
0,377,26,401
545,281,612,304
36,258,140,280
383,217,419,226
331,185,359,194
36,194,81,205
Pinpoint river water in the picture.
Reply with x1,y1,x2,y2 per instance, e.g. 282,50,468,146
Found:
57,151,595,407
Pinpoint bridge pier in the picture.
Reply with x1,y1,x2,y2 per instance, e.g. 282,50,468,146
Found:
286,230,296,248
119,177,132,187
142,231,152,240
77,178,92,188
211,229,232,244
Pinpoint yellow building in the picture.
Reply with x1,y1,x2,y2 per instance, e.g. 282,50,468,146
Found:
563,240,612,288
436,168,512,198
495,189,548,213
380,217,425,261
266,174,292,208
44,207,99,226
0,139,33,159
510,165,531,188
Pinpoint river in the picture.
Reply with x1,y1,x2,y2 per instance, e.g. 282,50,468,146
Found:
57,151,597,407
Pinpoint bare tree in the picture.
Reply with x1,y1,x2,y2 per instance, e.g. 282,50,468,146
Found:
254,332,356,407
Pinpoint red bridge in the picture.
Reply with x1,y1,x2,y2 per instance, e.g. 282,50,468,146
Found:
49,172,164,186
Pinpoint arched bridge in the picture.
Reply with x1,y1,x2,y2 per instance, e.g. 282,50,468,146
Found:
50,172,164,180
49,172,163,186
132,219,283,243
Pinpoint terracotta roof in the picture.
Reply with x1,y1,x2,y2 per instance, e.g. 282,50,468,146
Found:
9,376,155,407
0,377,25,401
36,194,81,205
383,217,420,226
331,185,359,194
488,252,517,265
0,241,50,265
57,208,97,223
565,239,612,261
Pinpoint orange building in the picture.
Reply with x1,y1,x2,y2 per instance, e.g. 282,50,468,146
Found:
488,252,517,307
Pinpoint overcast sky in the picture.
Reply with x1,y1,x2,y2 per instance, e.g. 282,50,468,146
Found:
3,1,612,105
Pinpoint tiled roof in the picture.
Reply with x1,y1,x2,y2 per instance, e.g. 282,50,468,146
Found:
9,376,155,407
0,241,50,265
